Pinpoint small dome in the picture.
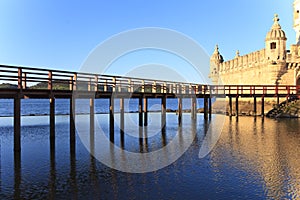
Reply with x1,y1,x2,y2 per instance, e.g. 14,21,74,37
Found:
210,45,224,63
266,14,287,41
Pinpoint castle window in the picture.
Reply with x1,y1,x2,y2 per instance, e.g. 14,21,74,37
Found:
270,42,276,49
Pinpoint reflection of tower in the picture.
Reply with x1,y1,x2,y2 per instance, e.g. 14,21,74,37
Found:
294,0,300,44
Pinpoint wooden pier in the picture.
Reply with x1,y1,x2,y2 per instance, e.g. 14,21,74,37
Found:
0,65,299,153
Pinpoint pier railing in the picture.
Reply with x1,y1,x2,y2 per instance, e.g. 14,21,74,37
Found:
0,64,299,97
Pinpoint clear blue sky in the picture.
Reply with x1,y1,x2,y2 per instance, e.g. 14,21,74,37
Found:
0,0,295,82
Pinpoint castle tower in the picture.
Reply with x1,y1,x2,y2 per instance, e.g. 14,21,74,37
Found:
294,0,300,44
209,45,224,84
265,14,287,83
265,14,287,63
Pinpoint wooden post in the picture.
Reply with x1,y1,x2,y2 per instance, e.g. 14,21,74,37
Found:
139,96,143,127
191,97,197,119
161,95,166,131
253,96,257,116
109,97,114,142
70,98,76,151
120,98,125,141
14,95,21,152
178,97,182,126
229,96,233,116
143,97,148,126
261,97,265,117
209,97,212,118
50,96,55,141
90,98,94,136
17,68,22,90
22,73,27,89
235,96,239,117
48,71,53,90
204,97,208,120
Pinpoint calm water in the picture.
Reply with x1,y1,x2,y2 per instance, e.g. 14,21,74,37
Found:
0,99,300,199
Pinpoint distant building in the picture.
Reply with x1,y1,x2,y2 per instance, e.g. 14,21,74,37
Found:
209,0,300,88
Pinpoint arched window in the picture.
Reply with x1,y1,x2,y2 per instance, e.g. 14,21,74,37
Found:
270,42,276,49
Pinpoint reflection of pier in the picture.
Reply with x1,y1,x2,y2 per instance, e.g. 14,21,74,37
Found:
0,64,299,154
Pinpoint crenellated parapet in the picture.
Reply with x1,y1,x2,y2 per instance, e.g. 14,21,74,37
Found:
218,49,266,74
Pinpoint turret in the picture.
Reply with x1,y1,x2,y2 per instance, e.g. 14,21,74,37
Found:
294,0,300,44
265,14,287,64
209,45,224,84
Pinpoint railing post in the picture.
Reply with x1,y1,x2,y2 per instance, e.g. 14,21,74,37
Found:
152,81,156,93
94,75,98,92
17,68,22,90
73,73,77,91
22,73,27,89
112,77,116,92
104,80,107,92
141,80,145,93
48,71,53,90
128,79,132,93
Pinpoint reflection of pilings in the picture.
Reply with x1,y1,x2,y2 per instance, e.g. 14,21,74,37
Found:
139,96,143,127
161,95,166,132
139,127,143,153
143,97,148,126
14,151,21,199
110,97,114,142
14,95,21,152
89,154,100,198
49,137,56,199
178,97,182,126
144,127,148,152
50,96,55,140
70,98,75,151
70,143,77,199
120,98,124,143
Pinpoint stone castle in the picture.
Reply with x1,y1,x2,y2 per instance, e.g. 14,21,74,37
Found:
209,0,300,87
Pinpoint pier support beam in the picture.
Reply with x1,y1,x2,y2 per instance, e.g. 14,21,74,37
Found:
178,97,182,126
70,97,76,152
191,97,197,119
253,96,257,116
235,96,239,117
50,96,55,144
90,97,94,137
14,95,21,152
204,97,208,120
261,97,265,117
161,95,166,132
109,97,114,142
229,96,232,116
143,97,148,126
209,97,212,118
139,96,143,127
120,98,125,141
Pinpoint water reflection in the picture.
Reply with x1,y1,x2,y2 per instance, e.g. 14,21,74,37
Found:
211,117,300,199
14,151,21,200
5,114,300,199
